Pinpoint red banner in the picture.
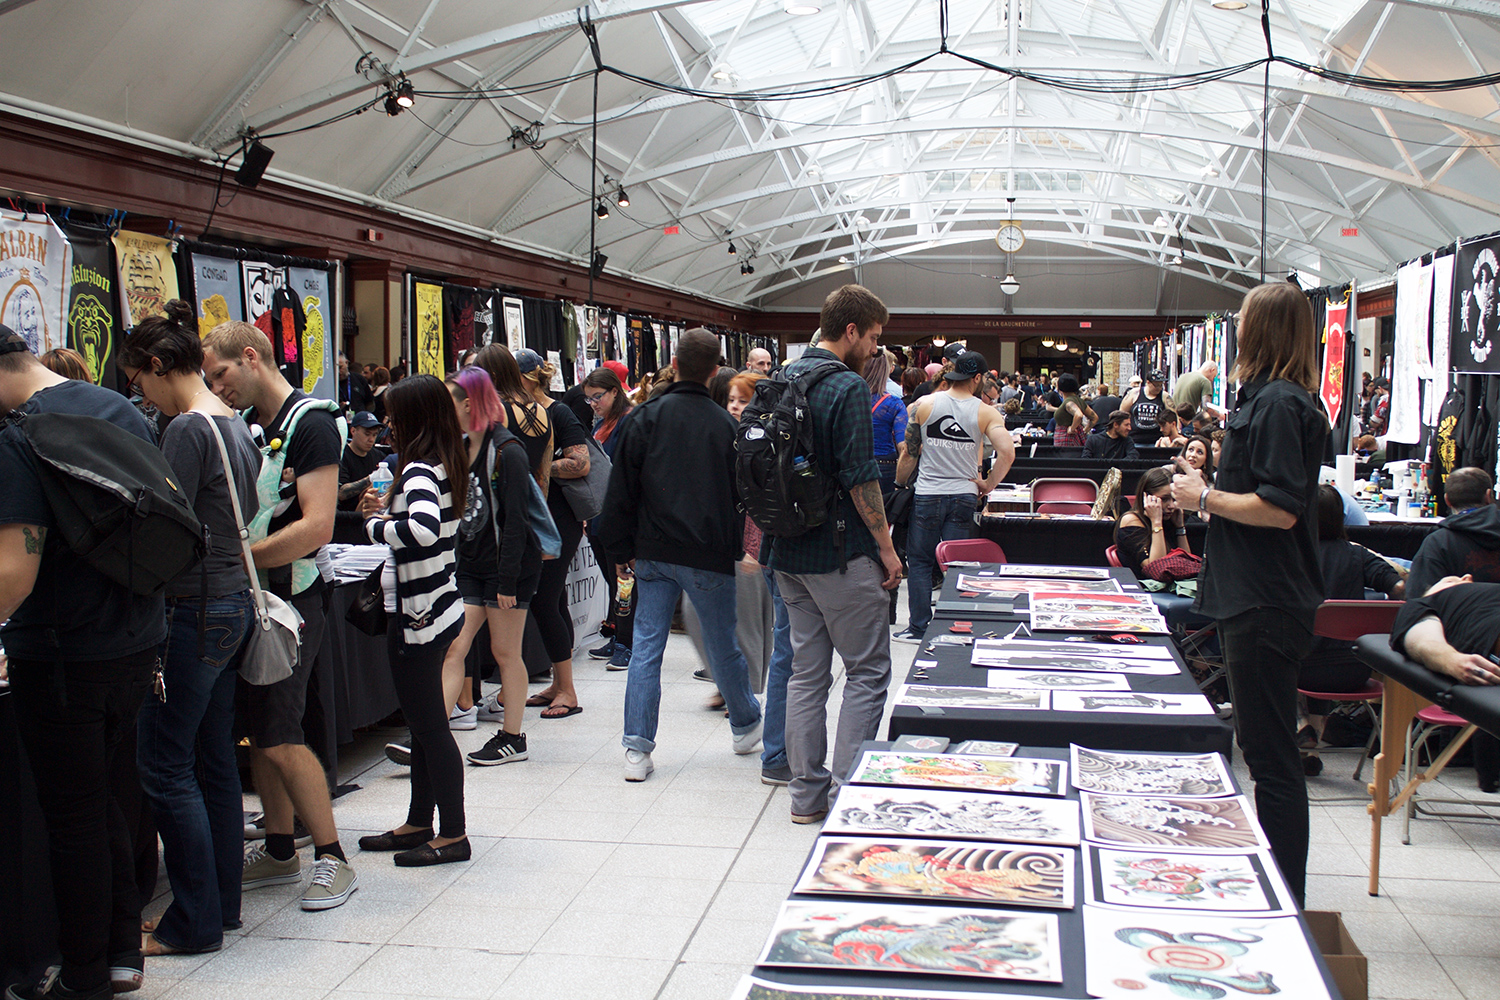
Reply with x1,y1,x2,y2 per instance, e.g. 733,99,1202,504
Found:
1320,301,1348,426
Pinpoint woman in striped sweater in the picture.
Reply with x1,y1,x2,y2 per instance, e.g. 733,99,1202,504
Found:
357,374,471,866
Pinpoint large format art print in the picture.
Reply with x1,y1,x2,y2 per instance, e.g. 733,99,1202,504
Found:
1452,233,1500,374
760,899,1062,983
851,751,1067,796
1071,746,1234,797
732,976,1001,1000
1083,846,1294,915
1081,793,1267,852
1,209,71,355
825,784,1081,846
794,836,1075,908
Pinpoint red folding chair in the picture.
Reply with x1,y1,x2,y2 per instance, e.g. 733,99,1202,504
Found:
1030,478,1098,512
1036,501,1095,516
935,538,1006,571
1301,600,1404,799
1104,545,1123,568
1402,705,1497,843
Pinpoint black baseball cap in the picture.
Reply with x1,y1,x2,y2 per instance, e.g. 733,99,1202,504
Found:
1146,369,1166,383
350,410,381,429
943,351,986,381
0,324,29,356
941,341,966,361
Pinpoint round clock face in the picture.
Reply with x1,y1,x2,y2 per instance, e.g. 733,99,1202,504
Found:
995,223,1025,253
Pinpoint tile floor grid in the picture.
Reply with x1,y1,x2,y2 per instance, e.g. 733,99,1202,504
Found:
125,610,1500,1000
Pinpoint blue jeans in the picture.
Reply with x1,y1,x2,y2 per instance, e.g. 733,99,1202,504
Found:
905,493,977,633
623,560,761,752
136,591,254,951
760,566,793,771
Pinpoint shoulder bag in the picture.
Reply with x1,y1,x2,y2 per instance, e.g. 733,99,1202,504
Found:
560,433,612,522
195,412,303,685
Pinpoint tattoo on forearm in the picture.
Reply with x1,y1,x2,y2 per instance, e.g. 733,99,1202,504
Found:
22,526,43,554
904,421,922,456
552,445,588,477
338,477,371,501
850,481,889,534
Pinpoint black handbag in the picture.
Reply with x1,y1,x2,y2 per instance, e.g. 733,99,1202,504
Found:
345,563,388,637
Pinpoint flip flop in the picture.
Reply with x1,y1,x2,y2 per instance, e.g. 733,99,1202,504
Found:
540,703,583,719
524,693,554,707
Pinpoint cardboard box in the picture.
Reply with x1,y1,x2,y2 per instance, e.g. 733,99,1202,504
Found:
1305,910,1368,1000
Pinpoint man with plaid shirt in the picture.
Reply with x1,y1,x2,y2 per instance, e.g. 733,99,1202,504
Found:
767,285,903,824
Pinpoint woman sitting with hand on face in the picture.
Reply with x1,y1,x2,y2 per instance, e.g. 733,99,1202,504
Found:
1112,467,1192,578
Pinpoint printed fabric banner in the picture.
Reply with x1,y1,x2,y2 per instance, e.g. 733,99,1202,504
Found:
240,261,283,325
289,267,333,400
502,296,524,352
1320,300,1348,427
414,282,445,377
1390,259,1432,444
1452,233,1500,374
111,229,176,327
190,254,244,335
1428,254,1455,427
65,228,123,389
2,209,73,354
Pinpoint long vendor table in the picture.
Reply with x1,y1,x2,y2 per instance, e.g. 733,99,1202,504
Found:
739,741,1346,999
886,566,1233,755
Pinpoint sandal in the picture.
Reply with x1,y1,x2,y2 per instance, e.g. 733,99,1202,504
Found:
540,703,582,719
143,932,221,957
525,693,554,708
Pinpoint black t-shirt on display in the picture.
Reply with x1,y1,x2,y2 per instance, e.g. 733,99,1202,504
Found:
1391,582,1500,662
254,390,342,594
0,380,167,660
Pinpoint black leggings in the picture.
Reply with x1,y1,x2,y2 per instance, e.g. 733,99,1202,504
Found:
386,624,465,839
532,511,584,662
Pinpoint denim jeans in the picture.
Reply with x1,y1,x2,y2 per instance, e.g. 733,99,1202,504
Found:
1217,606,1314,907
759,566,793,772
623,559,761,753
137,592,254,951
905,492,977,633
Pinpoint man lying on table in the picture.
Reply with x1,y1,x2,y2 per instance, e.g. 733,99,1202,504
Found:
1391,575,1500,686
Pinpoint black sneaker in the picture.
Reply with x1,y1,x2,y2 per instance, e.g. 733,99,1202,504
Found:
891,626,925,644
467,730,528,766
243,813,312,847
761,765,792,786
108,952,143,993
692,668,714,683
6,967,110,1000
588,639,616,660
384,742,412,766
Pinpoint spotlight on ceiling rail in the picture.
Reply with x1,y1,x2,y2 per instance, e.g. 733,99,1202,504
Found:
1212,0,1249,9
727,241,737,256
596,200,610,219
616,187,630,207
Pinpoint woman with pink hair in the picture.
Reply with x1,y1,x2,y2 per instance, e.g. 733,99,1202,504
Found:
438,366,544,765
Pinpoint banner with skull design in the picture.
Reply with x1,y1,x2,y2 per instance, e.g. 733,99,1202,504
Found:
1,209,72,355
1452,233,1500,374
65,227,124,390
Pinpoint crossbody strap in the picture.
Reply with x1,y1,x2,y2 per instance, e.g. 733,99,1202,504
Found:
195,411,270,620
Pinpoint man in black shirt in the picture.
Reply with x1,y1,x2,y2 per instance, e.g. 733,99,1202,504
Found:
1081,411,1140,460
0,329,165,1000
1392,576,1500,685
203,321,357,912
1088,385,1121,430
337,353,372,414
1169,283,1327,908
334,411,387,545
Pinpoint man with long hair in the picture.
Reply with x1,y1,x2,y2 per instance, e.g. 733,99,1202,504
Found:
1171,282,1327,907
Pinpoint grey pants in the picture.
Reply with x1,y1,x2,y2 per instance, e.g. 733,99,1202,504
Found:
776,556,893,815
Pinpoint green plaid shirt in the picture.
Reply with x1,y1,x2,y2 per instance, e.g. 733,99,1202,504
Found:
766,347,883,576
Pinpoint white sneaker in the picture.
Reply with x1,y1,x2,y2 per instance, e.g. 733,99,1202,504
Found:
624,749,654,782
449,704,478,731
732,718,764,755
475,692,504,722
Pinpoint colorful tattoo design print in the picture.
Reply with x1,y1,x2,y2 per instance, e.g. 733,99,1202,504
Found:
1085,847,1292,914
796,837,1075,908
1081,793,1267,852
851,752,1066,796
826,785,1080,845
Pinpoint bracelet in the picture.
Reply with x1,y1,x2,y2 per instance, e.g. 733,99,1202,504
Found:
1175,528,1188,536
1198,487,1212,512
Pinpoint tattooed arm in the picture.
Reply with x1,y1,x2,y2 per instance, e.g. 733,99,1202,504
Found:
551,443,590,480
0,523,44,621
896,399,928,486
338,476,371,502
850,480,903,589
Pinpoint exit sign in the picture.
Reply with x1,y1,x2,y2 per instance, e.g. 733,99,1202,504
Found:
1341,227,1359,237
1079,321,1092,328
663,225,680,235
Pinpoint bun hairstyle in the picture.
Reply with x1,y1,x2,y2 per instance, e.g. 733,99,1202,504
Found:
122,299,204,376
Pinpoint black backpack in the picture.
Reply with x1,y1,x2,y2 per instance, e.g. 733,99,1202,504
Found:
8,409,205,595
735,359,847,537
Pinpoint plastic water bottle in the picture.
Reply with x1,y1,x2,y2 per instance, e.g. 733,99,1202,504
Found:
615,574,634,621
370,463,393,498
793,456,813,477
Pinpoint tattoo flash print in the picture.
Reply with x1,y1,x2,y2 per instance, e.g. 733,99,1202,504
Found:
983,670,1130,691
1051,692,1214,715
1083,909,1332,999
1070,746,1234,797
732,976,1001,1000
826,785,1080,845
1029,612,1170,634
1081,793,1267,852
851,752,1066,796
955,574,1122,596
795,837,1075,908
760,900,1061,983
895,684,1049,711
996,564,1113,580
1084,846,1292,914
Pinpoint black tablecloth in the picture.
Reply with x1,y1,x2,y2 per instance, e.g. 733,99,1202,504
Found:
1355,634,1500,738
888,568,1234,754
978,516,1436,566
748,742,1343,999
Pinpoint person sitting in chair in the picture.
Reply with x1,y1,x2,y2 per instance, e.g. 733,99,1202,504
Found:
1081,410,1140,461
1112,467,1191,578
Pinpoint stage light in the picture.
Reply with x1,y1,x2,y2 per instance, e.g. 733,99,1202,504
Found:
596,200,610,219
616,187,630,207
394,77,415,108
727,241,737,255
235,140,274,188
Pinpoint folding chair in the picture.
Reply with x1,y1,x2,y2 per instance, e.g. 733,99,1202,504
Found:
1036,501,1095,515
1030,478,1098,513
1401,706,1500,844
935,538,1006,571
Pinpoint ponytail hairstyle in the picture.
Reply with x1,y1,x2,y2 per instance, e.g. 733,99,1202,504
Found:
447,365,506,434
122,299,203,376
383,374,470,515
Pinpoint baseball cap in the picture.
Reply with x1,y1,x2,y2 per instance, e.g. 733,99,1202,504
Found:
514,348,544,374
941,341,966,361
350,410,381,429
0,324,29,357
943,351,985,381
602,359,630,386
1146,369,1166,383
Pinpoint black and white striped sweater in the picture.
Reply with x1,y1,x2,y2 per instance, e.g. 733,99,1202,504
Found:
365,461,463,647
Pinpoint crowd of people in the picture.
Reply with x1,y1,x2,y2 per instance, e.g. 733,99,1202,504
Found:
9,276,1500,1000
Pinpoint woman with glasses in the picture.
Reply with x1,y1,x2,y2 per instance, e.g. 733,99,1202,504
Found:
581,367,637,669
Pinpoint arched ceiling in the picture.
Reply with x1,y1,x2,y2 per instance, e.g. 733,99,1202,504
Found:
2,0,1497,313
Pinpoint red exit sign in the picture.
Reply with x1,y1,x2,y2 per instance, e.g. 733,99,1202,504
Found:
1079,321,1092,328
663,225,680,235
1341,227,1359,237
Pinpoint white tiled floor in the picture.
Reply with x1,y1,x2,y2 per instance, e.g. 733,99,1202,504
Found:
135,626,1500,1000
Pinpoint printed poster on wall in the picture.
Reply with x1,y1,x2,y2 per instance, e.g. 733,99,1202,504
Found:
110,229,175,327
502,296,524,352
240,261,283,325
190,254,244,336
289,267,333,401
65,229,123,389
414,281,445,377
1452,233,1500,374
1319,300,1348,427
473,291,495,348
1,209,72,354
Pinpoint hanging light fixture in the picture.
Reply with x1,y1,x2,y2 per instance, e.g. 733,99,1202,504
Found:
616,187,630,207
1042,335,1053,348
1000,273,1020,295
784,2,822,13
1212,0,1248,9
595,200,610,219
727,241,737,256
394,77,415,108
933,334,947,348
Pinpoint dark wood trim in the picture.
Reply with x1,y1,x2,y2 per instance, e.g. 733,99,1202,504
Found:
1357,284,1395,319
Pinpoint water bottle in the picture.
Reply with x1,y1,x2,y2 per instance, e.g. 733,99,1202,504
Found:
370,463,393,498
615,574,634,621
793,456,813,477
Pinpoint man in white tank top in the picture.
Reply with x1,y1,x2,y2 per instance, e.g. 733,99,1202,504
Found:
893,351,1016,641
